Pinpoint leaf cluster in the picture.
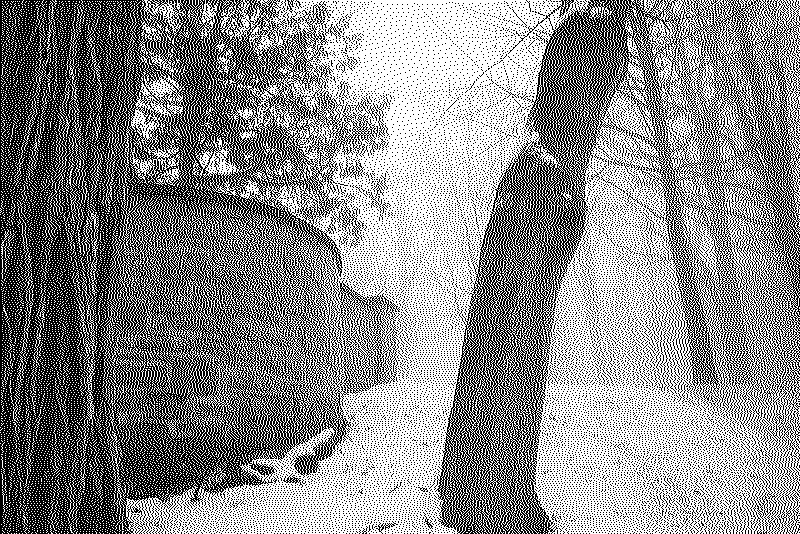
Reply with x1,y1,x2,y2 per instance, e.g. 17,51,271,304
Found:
134,0,392,245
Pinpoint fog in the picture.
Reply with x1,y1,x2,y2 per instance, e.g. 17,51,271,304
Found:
334,0,799,389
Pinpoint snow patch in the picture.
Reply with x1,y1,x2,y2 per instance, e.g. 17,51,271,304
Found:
128,379,782,534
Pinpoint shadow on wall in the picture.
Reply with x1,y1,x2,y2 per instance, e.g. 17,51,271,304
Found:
339,284,399,395
107,183,397,500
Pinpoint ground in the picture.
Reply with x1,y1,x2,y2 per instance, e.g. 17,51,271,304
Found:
127,379,799,534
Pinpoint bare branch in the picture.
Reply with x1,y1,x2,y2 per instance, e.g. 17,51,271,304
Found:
593,153,660,175
601,120,653,147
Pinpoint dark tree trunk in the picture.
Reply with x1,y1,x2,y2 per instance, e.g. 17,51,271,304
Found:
438,4,629,531
438,145,586,534
631,13,717,385
175,1,222,187
1,2,141,533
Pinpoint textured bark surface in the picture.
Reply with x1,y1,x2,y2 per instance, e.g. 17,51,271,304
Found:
438,146,586,534
438,3,630,531
527,0,629,202
1,2,141,533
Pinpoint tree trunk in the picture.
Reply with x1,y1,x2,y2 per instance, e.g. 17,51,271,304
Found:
175,1,222,187
731,0,800,320
631,13,717,384
438,144,586,534
439,5,629,530
1,3,141,533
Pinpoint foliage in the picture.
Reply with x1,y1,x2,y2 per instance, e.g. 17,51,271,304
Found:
135,0,392,245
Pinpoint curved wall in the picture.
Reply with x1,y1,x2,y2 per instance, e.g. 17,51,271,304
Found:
339,284,399,394
107,183,346,498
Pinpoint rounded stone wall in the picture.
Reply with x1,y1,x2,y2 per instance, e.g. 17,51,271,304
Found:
339,284,399,394
107,183,346,498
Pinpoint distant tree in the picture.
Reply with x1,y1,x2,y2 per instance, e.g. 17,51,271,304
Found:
673,0,751,383
135,0,391,245
630,7,717,384
592,0,799,385
729,0,800,319
575,242,612,381
1,2,142,533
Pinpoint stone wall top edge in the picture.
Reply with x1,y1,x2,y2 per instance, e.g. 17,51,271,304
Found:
340,282,399,313
126,181,342,274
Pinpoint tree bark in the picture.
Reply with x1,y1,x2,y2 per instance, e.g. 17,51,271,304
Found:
175,0,222,186
1,2,141,533
438,145,586,534
439,5,630,530
631,13,717,384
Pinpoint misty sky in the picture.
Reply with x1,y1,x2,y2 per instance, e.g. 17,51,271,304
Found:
323,0,798,385
331,0,592,381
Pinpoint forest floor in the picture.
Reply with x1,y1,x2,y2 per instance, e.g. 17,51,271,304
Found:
127,379,799,534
